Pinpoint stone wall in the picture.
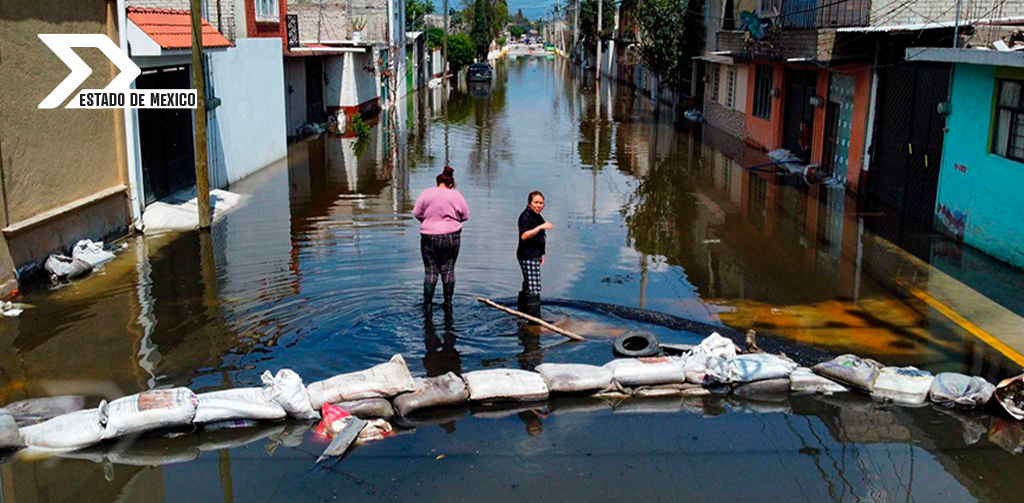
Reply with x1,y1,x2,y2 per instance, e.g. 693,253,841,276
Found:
704,99,745,139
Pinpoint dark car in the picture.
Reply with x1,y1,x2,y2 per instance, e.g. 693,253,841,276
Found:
467,63,492,82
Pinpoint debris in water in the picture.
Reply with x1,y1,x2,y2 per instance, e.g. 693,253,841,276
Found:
435,454,445,460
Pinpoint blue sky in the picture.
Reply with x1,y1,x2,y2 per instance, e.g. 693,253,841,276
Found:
430,0,556,21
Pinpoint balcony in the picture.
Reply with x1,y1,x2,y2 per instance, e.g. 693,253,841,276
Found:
765,0,870,29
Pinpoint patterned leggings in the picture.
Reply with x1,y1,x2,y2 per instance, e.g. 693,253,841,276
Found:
519,258,542,294
421,231,461,285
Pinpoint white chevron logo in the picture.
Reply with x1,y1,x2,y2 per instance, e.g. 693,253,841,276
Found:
37,34,141,109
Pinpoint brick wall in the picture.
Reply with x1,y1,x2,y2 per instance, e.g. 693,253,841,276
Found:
244,0,286,39
288,0,348,42
128,0,236,41
704,99,746,139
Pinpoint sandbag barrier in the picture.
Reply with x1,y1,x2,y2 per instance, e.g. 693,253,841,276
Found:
1,334,1022,463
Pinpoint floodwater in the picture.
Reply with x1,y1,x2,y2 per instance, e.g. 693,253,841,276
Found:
3,57,1024,502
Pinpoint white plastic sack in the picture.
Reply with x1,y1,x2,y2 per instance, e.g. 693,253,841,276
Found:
307,355,416,409
103,388,198,440
929,373,995,409
871,367,934,406
685,333,738,370
20,403,108,452
44,254,92,279
536,363,613,393
604,357,686,387
72,239,116,267
262,369,319,420
464,369,549,402
706,354,797,384
790,367,850,394
0,409,24,450
812,354,882,391
393,373,469,416
194,388,287,424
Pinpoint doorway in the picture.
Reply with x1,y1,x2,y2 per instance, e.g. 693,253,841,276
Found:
782,69,817,162
136,66,196,204
306,58,326,123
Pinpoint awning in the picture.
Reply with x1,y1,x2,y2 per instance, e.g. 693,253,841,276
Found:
694,52,737,65
127,7,232,57
908,47,1024,68
284,42,370,57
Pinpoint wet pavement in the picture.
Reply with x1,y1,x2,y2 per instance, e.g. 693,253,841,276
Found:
3,57,1024,502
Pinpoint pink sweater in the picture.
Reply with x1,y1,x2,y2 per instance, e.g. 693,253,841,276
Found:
413,186,470,235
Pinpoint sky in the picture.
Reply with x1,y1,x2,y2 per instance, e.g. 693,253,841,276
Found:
430,0,557,22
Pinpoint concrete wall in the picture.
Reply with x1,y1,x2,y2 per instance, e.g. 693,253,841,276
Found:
289,0,348,42
431,48,444,77
208,38,288,187
935,63,1024,269
325,51,380,114
284,57,308,136
128,0,236,41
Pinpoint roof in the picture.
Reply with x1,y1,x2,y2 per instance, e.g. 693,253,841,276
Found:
908,47,1024,68
127,7,232,50
838,16,1024,33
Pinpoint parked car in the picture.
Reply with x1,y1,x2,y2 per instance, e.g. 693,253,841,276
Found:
467,63,493,82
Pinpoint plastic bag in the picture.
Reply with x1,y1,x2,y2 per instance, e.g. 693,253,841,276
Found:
789,367,850,394
262,369,319,420
0,409,24,450
995,374,1024,420
536,363,612,393
20,403,108,452
393,373,469,416
71,239,116,267
330,398,394,419
44,254,92,279
604,357,686,387
812,354,882,391
929,372,995,409
307,355,416,409
355,419,393,445
464,369,549,402
870,367,934,406
4,395,86,426
103,388,198,440
706,354,797,384
194,388,287,424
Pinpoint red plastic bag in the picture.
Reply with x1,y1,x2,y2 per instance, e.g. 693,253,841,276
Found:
316,403,351,438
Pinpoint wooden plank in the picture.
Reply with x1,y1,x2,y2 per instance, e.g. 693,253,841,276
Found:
475,296,585,342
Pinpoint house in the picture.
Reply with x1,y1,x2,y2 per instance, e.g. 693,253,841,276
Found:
0,0,132,293
912,44,1024,269
695,0,754,140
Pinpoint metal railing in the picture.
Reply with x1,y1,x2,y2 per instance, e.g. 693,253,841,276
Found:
778,0,870,28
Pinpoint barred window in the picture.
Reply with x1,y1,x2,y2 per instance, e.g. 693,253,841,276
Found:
256,0,278,20
753,64,773,120
993,79,1024,161
727,67,737,108
711,64,721,103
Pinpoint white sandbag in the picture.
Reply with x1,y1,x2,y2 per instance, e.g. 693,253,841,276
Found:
706,354,798,384
464,369,549,402
103,388,198,440
307,355,416,409
44,254,92,279
194,388,286,424
5,396,86,426
393,373,469,416
536,363,613,393
691,332,738,362
262,369,319,420
0,409,24,450
929,373,995,409
812,354,882,391
20,403,108,452
790,367,851,394
331,398,395,419
71,239,115,267
604,357,686,387
870,367,934,406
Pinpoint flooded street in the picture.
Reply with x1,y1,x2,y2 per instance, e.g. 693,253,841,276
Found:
4,57,1024,502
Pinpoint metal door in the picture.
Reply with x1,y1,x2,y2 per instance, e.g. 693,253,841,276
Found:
136,66,196,204
782,69,817,159
306,58,326,123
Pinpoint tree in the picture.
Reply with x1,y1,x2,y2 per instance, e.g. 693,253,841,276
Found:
579,0,616,49
490,0,509,43
425,26,445,50
510,25,524,38
406,0,435,30
447,33,476,70
636,0,703,91
470,0,490,59
511,9,528,26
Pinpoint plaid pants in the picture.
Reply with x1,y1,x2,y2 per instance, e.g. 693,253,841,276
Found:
519,258,542,294
421,231,461,285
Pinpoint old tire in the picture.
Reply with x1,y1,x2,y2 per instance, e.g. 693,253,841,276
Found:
613,331,660,358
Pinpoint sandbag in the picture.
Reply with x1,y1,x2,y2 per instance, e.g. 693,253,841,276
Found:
812,354,882,391
71,239,115,268
0,409,24,450
44,254,92,279
790,367,850,394
331,398,395,419
604,357,686,387
929,372,995,409
464,369,549,402
262,369,319,420
5,396,86,426
20,403,108,452
103,388,198,440
633,383,702,398
194,388,287,424
536,363,612,393
706,354,798,384
733,378,791,401
995,374,1024,420
870,367,934,406
307,355,416,409
393,373,469,416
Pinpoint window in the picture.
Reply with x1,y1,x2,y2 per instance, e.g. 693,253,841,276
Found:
993,79,1024,161
727,67,737,108
753,64,773,120
711,64,721,103
256,0,278,20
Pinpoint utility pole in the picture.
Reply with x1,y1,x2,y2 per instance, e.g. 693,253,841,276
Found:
190,0,211,230
573,0,579,60
443,0,449,76
595,0,602,79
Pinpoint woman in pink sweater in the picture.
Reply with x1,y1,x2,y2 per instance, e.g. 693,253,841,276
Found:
413,166,470,306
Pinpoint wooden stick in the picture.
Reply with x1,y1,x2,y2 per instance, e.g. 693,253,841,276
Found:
475,297,585,341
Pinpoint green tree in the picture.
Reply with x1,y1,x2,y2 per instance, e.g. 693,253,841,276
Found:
510,25,524,38
636,0,703,91
470,0,490,59
426,26,444,49
490,0,509,42
511,9,528,26
447,33,476,70
579,0,616,49
406,0,435,30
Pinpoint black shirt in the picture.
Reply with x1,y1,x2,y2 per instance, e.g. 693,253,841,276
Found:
517,208,546,260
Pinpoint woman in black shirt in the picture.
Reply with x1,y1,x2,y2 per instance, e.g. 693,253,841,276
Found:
517,191,553,314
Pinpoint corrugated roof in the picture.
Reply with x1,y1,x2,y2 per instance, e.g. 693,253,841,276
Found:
127,7,232,50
